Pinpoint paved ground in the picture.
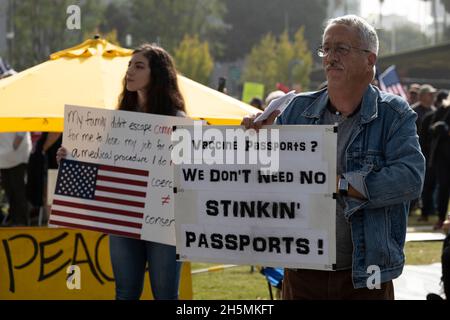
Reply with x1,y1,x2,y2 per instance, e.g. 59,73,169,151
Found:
394,230,446,300
405,232,446,242
394,263,444,300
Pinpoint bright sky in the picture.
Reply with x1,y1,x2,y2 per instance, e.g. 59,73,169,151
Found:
360,0,433,27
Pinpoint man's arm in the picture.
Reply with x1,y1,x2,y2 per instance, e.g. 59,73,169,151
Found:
343,109,425,218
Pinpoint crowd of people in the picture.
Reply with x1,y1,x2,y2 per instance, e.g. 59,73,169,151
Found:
0,131,61,226
407,84,450,231
404,82,450,300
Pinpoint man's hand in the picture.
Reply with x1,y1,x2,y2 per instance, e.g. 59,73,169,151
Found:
336,175,366,200
241,110,280,131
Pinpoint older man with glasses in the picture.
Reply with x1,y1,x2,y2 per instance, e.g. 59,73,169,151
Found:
242,15,425,300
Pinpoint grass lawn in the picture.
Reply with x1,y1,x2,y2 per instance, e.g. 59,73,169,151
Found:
404,208,446,266
405,241,443,265
191,263,272,300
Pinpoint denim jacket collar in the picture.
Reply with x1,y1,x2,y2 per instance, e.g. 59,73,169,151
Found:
301,85,379,124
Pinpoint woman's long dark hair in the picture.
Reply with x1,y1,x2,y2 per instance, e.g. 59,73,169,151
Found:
118,43,185,116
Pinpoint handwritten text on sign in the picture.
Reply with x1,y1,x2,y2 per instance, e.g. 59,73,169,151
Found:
49,105,193,245
174,125,337,270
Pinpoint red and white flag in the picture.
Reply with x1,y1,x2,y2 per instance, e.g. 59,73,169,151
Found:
49,159,149,239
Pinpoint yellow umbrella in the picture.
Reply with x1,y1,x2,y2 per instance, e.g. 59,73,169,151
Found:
0,38,259,132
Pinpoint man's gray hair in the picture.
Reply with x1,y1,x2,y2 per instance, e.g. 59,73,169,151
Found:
324,15,379,55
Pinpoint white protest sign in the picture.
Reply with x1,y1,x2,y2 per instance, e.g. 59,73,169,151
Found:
173,125,337,270
49,105,193,245
180,224,329,266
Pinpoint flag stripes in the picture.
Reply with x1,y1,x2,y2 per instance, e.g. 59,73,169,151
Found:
49,159,149,239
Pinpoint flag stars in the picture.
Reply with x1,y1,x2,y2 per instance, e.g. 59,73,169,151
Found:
55,160,98,199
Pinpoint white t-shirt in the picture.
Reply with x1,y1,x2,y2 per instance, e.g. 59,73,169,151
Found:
0,132,31,169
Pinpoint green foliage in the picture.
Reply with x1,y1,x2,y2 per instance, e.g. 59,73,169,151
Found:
174,35,214,85
128,0,226,55
220,0,328,61
192,264,271,300
85,29,120,46
404,241,443,265
7,0,324,70
242,28,312,93
98,1,132,47
242,34,278,94
291,28,313,90
10,0,105,70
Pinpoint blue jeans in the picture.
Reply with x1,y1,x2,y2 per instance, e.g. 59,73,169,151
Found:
109,235,181,300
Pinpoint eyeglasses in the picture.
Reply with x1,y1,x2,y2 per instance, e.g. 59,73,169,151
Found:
317,44,371,57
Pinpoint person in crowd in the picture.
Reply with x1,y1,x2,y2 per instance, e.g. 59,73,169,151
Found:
26,132,62,225
412,84,437,134
57,44,185,299
410,84,437,217
435,90,449,109
422,97,450,230
250,97,264,110
407,83,420,106
217,76,227,94
0,132,31,226
418,90,448,222
242,15,425,299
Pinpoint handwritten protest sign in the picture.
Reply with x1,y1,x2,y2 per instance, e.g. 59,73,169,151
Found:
49,105,193,245
173,125,337,270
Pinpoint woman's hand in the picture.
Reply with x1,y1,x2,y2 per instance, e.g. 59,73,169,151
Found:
56,146,68,166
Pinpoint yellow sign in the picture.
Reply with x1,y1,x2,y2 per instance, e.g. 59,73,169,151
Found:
0,227,192,300
242,82,265,104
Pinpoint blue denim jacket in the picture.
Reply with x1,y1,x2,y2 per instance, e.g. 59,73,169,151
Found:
277,85,425,288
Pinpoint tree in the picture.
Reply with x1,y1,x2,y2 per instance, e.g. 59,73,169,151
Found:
10,0,105,70
219,0,328,61
128,0,226,56
85,29,121,46
242,27,313,93
174,35,214,85
241,33,279,93
98,1,132,47
291,27,313,90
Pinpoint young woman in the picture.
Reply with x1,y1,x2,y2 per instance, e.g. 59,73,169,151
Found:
57,44,186,299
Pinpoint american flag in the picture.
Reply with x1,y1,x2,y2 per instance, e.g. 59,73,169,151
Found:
378,65,407,100
49,159,149,239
